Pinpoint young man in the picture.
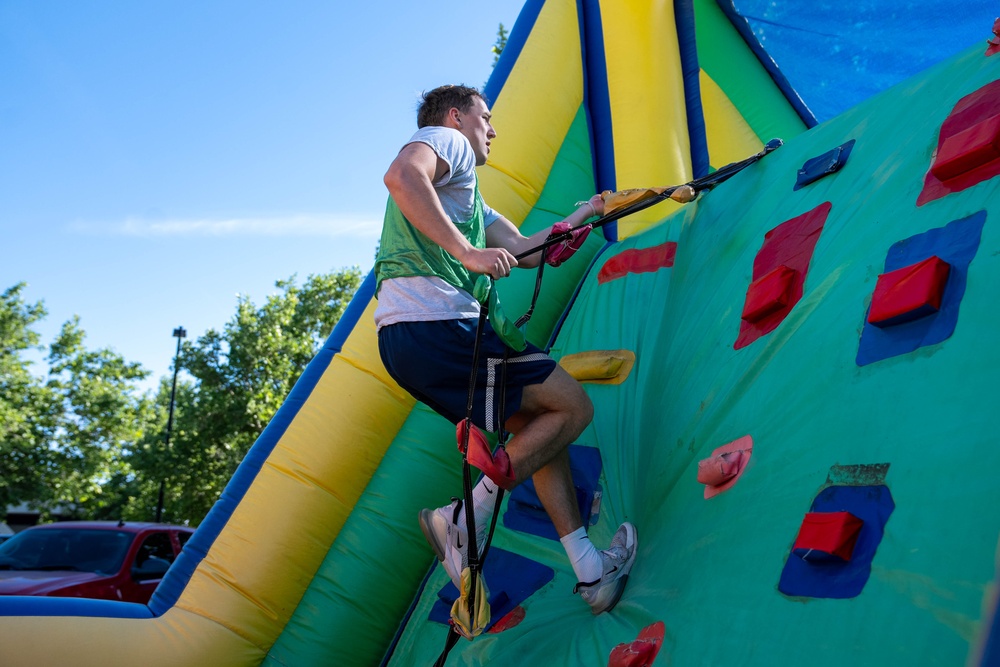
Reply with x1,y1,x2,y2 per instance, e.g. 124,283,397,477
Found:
374,84,637,614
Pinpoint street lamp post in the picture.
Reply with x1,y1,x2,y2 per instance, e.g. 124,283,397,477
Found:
156,326,186,523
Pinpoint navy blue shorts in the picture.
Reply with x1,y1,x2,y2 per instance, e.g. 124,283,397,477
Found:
378,318,557,432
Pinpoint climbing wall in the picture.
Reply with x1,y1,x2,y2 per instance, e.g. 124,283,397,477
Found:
385,39,1000,667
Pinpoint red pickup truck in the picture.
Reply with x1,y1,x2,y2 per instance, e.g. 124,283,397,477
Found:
0,521,194,603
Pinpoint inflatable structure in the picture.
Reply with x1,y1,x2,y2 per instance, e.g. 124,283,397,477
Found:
3,1,1000,665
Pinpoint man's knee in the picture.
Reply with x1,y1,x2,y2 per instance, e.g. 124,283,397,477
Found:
568,388,594,437
547,374,592,438
577,391,594,425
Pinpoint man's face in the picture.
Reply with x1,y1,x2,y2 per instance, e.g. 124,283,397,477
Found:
456,96,496,166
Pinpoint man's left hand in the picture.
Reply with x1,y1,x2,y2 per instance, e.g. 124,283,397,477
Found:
545,222,592,267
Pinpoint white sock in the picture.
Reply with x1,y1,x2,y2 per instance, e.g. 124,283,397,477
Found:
454,477,501,547
561,526,603,583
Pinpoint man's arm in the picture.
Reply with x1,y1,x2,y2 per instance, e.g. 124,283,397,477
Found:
485,195,604,269
384,143,516,279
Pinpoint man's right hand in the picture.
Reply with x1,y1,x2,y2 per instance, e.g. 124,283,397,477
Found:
461,246,518,279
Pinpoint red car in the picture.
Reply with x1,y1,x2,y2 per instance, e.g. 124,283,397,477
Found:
0,521,194,603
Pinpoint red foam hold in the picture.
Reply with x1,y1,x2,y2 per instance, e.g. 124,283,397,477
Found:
931,114,1000,181
987,18,1000,56
598,242,677,284
867,255,951,327
608,621,666,667
741,264,799,323
919,80,1000,205
735,202,830,349
457,420,516,490
793,511,864,562
487,605,525,633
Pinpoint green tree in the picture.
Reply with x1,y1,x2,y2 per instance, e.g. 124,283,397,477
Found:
0,284,60,509
1,268,361,526
150,268,362,523
44,318,157,519
491,23,509,68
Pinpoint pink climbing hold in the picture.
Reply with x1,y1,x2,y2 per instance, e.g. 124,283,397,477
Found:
698,435,753,499
697,449,744,487
607,621,666,667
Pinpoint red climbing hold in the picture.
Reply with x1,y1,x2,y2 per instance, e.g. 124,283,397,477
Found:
735,202,830,349
931,114,1000,182
918,80,1000,205
868,255,951,327
987,17,1000,56
741,264,799,323
487,605,525,634
457,420,516,490
792,511,864,563
607,621,666,667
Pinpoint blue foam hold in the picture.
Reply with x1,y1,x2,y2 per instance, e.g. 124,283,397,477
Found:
794,140,855,190
427,547,554,629
502,444,603,540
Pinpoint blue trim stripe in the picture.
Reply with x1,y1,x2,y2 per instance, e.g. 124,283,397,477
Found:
715,0,818,128
579,0,617,241
981,584,1000,667
0,596,155,618
148,271,378,616
675,0,710,178
483,0,546,104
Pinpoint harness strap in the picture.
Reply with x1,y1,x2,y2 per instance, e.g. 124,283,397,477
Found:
514,139,784,262
435,205,623,657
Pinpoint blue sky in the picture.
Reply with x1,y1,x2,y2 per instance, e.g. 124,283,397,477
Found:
1,1,525,390
2,1,995,393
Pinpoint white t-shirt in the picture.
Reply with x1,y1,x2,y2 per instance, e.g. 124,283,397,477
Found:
374,126,501,329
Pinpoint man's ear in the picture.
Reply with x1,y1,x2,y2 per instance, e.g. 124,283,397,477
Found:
448,107,462,128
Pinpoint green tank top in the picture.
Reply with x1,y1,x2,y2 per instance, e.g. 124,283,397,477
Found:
374,183,485,297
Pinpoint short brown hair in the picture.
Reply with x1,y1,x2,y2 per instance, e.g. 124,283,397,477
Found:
416,85,489,128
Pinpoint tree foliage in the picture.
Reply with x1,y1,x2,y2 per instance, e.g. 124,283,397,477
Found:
1,268,362,526
492,23,509,68
139,269,362,523
0,284,60,510
45,318,156,517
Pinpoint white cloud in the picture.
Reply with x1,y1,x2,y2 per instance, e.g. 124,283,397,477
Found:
68,214,382,238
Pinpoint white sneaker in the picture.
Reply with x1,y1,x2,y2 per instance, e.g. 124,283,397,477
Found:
573,522,638,614
418,500,468,589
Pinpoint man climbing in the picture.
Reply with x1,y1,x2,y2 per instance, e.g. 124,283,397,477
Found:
374,84,637,615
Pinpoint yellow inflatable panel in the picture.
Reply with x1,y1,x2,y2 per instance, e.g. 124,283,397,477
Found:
0,606,262,666
699,70,763,169
176,298,413,646
479,0,584,225
602,0,692,237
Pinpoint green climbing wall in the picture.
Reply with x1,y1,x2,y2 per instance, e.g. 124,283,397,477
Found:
385,41,1000,667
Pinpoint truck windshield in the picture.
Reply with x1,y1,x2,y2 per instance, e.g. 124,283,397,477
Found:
0,529,132,574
